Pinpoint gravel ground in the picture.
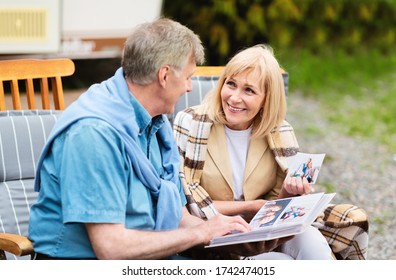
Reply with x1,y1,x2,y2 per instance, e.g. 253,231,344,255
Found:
286,92,396,260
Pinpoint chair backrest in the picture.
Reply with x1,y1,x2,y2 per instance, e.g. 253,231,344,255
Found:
168,66,289,124
0,110,61,259
0,59,75,111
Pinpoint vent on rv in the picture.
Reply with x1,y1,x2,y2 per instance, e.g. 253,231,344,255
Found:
0,0,60,54
0,8,47,41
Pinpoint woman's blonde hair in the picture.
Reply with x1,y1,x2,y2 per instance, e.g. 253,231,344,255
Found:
202,44,286,138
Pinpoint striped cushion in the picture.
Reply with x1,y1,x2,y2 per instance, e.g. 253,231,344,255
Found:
168,72,289,124
176,76,219,113
0,110,60,181
168,76,219,124
0,110,61,259
0,179,36,237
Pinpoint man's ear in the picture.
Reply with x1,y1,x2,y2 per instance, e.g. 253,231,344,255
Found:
158,65,171,88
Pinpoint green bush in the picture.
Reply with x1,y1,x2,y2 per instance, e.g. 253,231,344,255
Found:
162,0,396,64
162,0,396,150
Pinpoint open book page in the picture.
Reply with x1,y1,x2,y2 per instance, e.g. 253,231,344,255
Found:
205,192,335,248
249,193,334,229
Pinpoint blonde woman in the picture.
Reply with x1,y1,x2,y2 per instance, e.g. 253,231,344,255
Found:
174,44,333,260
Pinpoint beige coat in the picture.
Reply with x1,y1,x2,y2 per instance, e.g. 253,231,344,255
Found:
201,123,286,201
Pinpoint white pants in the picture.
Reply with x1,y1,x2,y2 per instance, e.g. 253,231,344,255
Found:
243,226,334,260
242,252,294,260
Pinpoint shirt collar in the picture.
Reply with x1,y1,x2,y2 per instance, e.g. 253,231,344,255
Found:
128,91,165,135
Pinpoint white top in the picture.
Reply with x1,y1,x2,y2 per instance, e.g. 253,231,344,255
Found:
225,125,252,200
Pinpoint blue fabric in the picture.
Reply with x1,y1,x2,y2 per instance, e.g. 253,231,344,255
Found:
29,118,187,258
34,67,182,230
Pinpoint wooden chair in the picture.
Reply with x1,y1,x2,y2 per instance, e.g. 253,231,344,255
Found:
0,58,75,111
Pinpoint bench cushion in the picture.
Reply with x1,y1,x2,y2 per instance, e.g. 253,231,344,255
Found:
0,110,61,259
0,110,61,181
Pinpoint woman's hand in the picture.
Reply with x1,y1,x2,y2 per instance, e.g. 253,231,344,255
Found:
279,175,312,198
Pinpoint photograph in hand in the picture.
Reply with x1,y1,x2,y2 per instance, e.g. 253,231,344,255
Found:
287,152,326,184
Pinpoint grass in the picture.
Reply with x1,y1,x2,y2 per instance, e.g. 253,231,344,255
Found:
277,48,396,152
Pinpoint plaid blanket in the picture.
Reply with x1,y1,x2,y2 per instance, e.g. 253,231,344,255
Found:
173,106,369,260
314,204,369,259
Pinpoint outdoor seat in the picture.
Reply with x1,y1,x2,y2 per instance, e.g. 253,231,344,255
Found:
0,110,62,260
0,58,74,259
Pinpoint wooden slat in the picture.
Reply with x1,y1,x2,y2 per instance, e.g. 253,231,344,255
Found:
52,76,65,110
10,79,21,110
0,82,5,111
25,78,36,109
0,59,75,80
194,66,224,76
40,78,50,109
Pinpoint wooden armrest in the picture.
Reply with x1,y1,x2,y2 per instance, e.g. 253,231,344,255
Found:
0,233,34,257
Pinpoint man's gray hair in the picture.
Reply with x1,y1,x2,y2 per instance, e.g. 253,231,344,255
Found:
122,18,204,85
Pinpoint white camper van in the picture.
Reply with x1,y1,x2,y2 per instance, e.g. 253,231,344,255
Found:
0,0,163,59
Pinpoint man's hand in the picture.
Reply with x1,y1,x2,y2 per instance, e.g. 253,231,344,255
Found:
196,213,294,256
195,214,251,245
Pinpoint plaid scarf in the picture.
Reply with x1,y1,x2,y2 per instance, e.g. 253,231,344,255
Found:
173,106,368,260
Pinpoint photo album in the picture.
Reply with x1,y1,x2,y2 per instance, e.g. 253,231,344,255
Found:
206,152,335,248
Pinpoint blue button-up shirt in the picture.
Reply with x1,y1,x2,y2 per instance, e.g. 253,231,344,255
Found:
29,94,186,259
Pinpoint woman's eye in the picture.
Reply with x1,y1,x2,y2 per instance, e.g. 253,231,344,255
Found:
245,87,255,94
226,81,236,87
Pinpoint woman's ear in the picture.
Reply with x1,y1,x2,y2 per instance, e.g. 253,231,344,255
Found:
158,65,171,88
